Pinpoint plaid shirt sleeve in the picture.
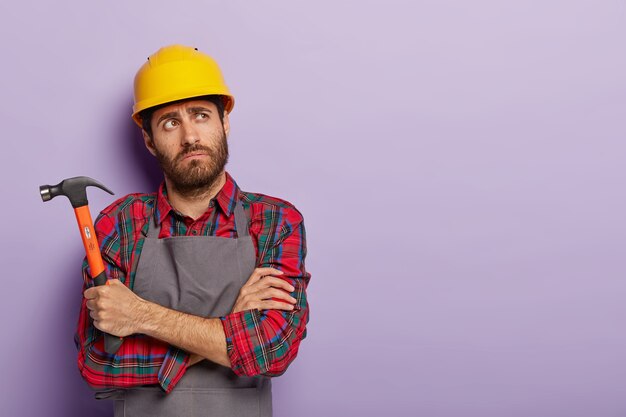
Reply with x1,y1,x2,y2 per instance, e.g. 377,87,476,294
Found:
74,199,186,392
220,204,311,377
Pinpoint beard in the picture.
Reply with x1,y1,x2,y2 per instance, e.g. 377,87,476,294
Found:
153,128,229,197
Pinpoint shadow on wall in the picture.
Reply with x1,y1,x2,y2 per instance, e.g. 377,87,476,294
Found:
117,97,163,193
58,97,165,417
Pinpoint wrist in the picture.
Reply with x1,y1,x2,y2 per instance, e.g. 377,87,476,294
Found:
133,298,158,334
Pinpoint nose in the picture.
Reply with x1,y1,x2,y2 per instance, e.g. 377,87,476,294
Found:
180,121,200,146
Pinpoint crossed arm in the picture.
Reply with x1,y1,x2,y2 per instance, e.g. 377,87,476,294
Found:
84,268,296,369
77,202,310,389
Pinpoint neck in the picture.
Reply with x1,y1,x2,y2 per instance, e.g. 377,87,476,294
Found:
164,171,226,220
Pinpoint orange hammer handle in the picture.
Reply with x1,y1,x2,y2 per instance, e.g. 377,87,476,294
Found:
73,205,124,353
74,206,105,277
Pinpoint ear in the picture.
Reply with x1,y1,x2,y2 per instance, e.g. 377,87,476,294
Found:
142,130,157,157
222,111,230,137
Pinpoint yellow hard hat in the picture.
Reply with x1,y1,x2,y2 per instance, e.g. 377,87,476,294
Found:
132,45,234,126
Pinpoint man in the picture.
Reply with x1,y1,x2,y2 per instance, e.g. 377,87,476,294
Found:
75,45,310,417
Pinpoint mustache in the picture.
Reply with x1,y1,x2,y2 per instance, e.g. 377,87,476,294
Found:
175,145,213,162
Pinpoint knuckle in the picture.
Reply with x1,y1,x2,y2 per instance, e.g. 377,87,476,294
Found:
269,289,282,297
277,279,290,289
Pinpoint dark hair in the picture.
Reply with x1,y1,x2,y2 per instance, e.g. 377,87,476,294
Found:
139,95,226,139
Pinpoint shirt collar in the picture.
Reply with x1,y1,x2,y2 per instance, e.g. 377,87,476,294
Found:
216,171,240,216
154,171,240,225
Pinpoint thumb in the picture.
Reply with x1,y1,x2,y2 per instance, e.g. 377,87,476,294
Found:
106,279,122,287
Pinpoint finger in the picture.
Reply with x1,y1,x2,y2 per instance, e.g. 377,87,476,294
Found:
86,300,96,310
245,277,295,294
252,267,284,281
255,267,284,276
243,268,282,287
84,287,98,300
243,269,264,286
254,287,297,304
254,276,295,293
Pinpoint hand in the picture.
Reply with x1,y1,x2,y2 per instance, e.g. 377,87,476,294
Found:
231,267,297,314
84,279,145,337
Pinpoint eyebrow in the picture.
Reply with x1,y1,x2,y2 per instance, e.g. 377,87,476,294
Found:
187,107,213,114
156,112,179,126
156,107,213,126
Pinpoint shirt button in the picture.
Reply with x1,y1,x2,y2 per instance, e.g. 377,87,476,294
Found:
191,230,198,235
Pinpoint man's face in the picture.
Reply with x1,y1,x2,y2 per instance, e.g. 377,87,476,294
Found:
142,99,230,195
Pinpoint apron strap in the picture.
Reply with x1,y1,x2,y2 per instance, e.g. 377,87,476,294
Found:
233,200,250,238
145,206,160,238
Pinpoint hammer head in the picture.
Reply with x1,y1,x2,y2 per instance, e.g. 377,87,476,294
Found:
39,176,114,208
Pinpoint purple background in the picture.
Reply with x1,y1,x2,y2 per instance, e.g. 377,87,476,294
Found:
1,1,625,416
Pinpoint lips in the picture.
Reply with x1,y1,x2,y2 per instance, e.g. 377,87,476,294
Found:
181,152,208,160
176,147,212,162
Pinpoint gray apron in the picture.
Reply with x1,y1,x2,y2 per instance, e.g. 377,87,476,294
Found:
105,201,272,417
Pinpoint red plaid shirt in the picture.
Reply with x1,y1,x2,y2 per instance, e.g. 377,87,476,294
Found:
75,172,310,393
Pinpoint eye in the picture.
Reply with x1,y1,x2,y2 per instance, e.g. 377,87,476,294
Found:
195,112,210,120
163,119,179,130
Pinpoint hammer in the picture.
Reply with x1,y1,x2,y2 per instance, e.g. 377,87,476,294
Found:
39,176,123,354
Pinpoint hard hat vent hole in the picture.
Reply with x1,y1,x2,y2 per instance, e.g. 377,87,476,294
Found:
194,48,198,50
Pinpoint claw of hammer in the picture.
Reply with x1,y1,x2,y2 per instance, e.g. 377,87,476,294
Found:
39,176,114,208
